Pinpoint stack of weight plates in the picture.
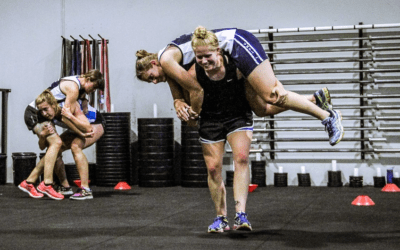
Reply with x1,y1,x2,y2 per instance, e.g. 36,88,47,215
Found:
373,176,386,188
96,112,131,186
274,173,288,187
297,173,311,187
138,118,174,187
0,153,6,185
88,162,96,185
225,170,234,187
251,161,266,187
349,176,363,188
181,122,208,187
65,163,80,184
393,177,400,187
327,170,343,187
12,152,37,186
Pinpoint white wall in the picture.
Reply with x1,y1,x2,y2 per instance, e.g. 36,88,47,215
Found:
1,0,399,184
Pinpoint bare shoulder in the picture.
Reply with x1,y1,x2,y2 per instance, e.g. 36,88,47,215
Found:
60,79,79,93
160,46,182,65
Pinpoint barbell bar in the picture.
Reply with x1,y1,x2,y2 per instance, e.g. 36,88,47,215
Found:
266,44,400,55
226,148,400,153
280,78,400,85
274,67,400,75
254,116,400,122
249,23,400,34
251,137,386,142
334,104,400,109
271,55,400,65
254,127,400,132
259,34,400,45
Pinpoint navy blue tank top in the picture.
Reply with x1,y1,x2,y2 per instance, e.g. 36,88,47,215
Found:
196,54,252,120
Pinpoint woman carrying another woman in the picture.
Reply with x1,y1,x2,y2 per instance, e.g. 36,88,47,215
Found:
135,27,343,146
188,27,255,232
136,26,335,232
19,70,105,200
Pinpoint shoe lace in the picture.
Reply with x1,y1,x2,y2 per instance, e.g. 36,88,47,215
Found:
325,118,334,137
211,217,224,228
236,212,248,223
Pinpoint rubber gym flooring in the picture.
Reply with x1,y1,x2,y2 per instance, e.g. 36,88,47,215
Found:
1,184,399,250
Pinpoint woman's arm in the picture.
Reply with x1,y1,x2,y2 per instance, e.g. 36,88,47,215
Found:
167,78,191,121
183,64,199,126
61,117,94,138
61,102,92,133
160,47,203,115
59,80,80,114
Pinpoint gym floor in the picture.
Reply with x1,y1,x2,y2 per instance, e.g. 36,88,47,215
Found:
1,184,399,250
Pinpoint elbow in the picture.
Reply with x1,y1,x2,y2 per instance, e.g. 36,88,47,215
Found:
190,87,204,98
84,125,93,133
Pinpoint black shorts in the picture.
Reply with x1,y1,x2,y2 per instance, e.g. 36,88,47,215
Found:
198,115,253,144
94,111,106,131
24,105,47,133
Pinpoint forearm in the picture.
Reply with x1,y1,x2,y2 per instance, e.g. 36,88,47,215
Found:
61,117,88,137
162,56,203,113
64,114,91,132
189,89,203,115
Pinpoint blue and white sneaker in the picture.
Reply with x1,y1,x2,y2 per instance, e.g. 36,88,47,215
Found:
322,109,344,146
314,87,332,111
208,215,230,233
233,212,252,231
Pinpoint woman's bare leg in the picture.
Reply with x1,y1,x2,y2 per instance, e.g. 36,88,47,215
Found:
202,141,227,216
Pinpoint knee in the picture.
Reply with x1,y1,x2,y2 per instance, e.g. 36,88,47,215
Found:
258,79,288,105
207,162,221,177
70,143,83,154
234,152,249,167
50,136,63,150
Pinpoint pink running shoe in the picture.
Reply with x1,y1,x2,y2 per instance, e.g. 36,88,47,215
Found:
18,180,44,198
37,181,64,200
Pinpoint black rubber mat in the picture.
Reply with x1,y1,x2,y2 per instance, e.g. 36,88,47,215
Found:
1,185,400,250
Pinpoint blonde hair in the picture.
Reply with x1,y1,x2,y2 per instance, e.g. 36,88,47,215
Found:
80,69,104,91
36,89,61,115
191,26,219,51
135,50,158,81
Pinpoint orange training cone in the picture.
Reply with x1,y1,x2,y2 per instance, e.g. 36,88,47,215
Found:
114,181,131,190
351,195,375,206
381,183,400,192
248,184,258,193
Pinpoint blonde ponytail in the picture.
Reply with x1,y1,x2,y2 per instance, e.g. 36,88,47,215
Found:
191,26,219,51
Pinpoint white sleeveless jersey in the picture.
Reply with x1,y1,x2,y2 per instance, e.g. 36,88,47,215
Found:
158,28,237,70
28,75,82,109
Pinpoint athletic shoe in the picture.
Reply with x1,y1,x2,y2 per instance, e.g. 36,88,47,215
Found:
208,215,230,233
70,187,93,200
322,109,344,146
37,181,64,200
18,180,43,198
55,185,74,196
314,87,332,111
233,212,252,231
